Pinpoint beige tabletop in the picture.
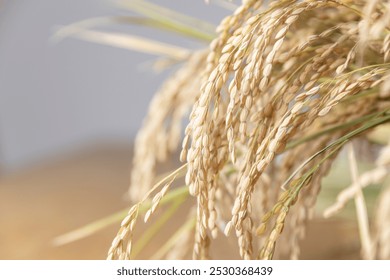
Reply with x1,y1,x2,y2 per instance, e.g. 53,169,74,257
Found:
0,143,360,259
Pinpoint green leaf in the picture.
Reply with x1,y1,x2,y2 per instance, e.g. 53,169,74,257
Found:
118,0,216,42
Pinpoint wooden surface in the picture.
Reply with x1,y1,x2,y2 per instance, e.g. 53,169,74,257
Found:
0,144,360,259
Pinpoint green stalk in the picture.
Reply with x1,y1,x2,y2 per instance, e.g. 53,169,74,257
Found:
131,196,186,258
286,109,390,150
282,110,390,189
53,185,189,246
118,0,216,42
151,216,196,260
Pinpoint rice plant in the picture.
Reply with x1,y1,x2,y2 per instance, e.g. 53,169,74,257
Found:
56,0,390,260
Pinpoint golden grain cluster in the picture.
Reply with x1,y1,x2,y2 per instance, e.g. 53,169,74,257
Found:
107,0,390,260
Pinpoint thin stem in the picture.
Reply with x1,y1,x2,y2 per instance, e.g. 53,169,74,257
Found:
151,216,196,259
286,110,387,150
53,184,189,245
118,0,216,42
347,143,374,260
131,196,186,258
282,111,390,189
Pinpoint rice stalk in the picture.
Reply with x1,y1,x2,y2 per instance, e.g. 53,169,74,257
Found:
118,0,216,41
347,143,374,259
60,0,390,259
374,184,390,259
54,182,188,246
152,214,196,259
132,196,186,258
324,137,390,217
123,0,390,260
53,27,190,60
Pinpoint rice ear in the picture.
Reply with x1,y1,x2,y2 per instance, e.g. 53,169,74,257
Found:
95,0,390,259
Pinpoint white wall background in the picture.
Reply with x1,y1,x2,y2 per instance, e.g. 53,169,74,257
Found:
0,0,229,171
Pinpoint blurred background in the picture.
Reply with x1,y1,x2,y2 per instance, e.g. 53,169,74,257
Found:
0,0,232,259
0,0,362,260
0,0,225,172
